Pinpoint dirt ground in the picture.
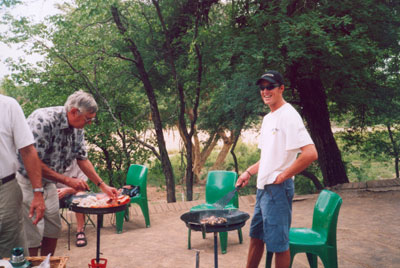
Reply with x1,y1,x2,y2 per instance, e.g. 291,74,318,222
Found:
54,187,400,268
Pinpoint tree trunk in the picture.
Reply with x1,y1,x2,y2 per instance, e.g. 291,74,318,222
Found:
100,146,114,186
192,132,219,181
290,70,349,187
111,6,176,202
230,129,242,174
299,170,324,190
210,130,235,170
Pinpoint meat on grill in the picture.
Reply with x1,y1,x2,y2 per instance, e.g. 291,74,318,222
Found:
200,215,227,225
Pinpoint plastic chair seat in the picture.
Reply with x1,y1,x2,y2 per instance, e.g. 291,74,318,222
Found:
289,228,326,246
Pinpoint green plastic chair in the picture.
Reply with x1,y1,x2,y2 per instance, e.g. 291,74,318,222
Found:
188,170,242,254
266,190,342,268
116,164,150,233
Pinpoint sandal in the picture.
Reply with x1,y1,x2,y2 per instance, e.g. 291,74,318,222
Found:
76,231,87,247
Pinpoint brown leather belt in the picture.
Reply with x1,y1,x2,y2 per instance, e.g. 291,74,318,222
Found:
0,173,16,186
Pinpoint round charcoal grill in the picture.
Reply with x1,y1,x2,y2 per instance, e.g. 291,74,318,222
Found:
180,209,250,268
67,194,129,266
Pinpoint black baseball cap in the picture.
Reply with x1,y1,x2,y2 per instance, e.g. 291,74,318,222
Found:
256,70,284,86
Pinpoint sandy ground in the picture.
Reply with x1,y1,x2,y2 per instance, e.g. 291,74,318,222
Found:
52,187,400,268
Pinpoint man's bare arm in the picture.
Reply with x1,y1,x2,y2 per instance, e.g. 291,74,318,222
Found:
236,161,260,188
274,144,318,184
77,159,118,199
40,160,89,191
19,144,45,225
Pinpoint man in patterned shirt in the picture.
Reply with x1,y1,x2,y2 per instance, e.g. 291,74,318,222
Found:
17,90,118,256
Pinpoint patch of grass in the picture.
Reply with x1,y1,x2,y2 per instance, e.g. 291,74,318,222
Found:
343,154,395,182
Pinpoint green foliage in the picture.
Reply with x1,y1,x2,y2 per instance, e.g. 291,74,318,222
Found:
147,156,184,189
147,159,167,189
336,129,398,181
1,0,156,188
295,162,321,195
0,0,21,8
2,0,400,194
294,176,317,195
225,139,260,172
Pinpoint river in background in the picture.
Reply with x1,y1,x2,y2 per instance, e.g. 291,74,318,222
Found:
163,129,260,152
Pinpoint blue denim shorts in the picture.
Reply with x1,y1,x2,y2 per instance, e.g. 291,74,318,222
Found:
249,179,294,252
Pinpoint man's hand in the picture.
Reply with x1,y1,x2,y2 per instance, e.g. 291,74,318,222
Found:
29,193,45,225
236,172,251,188
273,173,287,185
100,183,118,199
57,187,76,199
64,177,89,192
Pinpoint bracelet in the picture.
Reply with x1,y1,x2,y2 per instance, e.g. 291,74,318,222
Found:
97,181,104,187
245,170,253,177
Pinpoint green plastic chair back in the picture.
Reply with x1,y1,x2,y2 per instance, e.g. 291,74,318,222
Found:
205,170,239,208
126,164,148,199
188,170,242,254
116,164,150,233
312,190,342,248
287,190,342,268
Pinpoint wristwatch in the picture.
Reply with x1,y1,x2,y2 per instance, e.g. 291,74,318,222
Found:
33,187,44,193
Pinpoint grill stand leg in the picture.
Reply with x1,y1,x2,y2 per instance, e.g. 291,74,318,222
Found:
96,214,103,264
214,232,218,268
195,250,200,268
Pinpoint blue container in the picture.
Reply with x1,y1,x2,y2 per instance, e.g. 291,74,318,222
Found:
9,248,31,268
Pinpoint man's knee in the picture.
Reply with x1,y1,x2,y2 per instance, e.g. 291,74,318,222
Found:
250,237,264,247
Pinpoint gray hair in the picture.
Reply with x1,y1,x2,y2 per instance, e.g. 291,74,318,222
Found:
64,90,98,113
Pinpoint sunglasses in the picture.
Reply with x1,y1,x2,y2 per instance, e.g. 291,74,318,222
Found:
259,83,279,91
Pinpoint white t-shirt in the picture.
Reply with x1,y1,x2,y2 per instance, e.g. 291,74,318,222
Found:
0,95,34,178
56,159,88,188
257,103,314,189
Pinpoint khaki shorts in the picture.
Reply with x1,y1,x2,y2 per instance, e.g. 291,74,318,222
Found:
16,173,61,248
0,178,28,258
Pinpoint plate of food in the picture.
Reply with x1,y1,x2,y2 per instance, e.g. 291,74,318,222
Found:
68,193,130,214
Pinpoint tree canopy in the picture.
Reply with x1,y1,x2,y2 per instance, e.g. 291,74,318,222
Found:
1,0,399,201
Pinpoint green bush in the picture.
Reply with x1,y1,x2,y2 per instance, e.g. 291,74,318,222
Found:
335,132,397,181
147,154,187,189
147,159,167,189
294,175,317,195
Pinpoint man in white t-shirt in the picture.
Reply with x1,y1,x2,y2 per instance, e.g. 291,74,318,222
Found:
0,94,45,258
236,71,318,268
